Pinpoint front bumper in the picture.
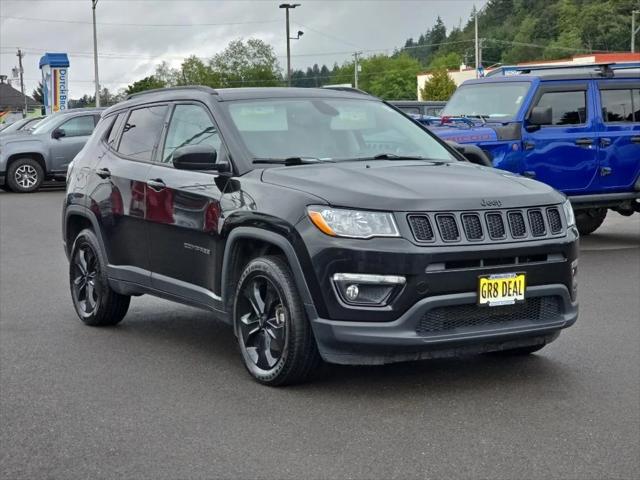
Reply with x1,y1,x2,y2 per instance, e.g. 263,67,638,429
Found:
310,283,577,365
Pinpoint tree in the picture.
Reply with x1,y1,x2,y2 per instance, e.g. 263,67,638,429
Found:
420,68,457,101
125,75,165,96
178,56,219,86
32,82,44,104
210,38,281,87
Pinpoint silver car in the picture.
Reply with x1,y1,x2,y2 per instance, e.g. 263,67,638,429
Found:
0,116,46,136
0,108,103,192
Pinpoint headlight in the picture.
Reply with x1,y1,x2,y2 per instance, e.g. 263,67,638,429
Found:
307,206,400,239
562,199,575,227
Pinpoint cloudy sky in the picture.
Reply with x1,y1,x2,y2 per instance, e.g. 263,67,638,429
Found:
0,0,486,99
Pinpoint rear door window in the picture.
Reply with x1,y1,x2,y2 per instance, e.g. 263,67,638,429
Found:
117,105,168,161
600,89,635,122
535,91,587,125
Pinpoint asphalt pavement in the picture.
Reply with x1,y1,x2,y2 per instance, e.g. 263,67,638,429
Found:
1,189,639,480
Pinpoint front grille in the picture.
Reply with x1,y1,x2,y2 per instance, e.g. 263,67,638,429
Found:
406,206,564,244
408,215,434,241
486,212,506,239
436,214,460,241
462,214,483,241
528,210,546,236
547,208,562,234
416,296,562,335
508,211,527,238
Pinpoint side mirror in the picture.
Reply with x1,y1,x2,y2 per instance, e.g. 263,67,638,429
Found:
446,141,493,167
527,106,552,131
52,128,66,139
172,144,229,172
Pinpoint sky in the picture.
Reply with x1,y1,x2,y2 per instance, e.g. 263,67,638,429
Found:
0,0,487,99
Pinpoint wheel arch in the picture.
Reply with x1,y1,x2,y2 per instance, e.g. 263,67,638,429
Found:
221,227,315,316
7,152,47,174
63,205,108,261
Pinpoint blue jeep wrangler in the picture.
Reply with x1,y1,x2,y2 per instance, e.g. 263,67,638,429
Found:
425,63,640,235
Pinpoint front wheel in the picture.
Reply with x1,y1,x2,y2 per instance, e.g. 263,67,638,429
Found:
575,208,607,236
234,256,321,386
6,158,44,193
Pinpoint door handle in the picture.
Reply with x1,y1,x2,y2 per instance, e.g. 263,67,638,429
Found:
147,178,166,191
96,167,111,179
600,167,612,176
522,171,536,179
631,136,640,144
575,138,593,146
523,141,535,150
600,137,612,147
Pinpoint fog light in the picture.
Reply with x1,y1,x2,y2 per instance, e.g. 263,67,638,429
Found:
332,273,406,306
345,284,359,301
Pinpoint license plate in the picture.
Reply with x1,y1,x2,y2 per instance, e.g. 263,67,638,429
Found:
478,273,526,306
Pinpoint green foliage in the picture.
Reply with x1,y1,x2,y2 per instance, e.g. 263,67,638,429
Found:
125,76,165,95
211,39,281,87
31,82,44,104
420,69,457,101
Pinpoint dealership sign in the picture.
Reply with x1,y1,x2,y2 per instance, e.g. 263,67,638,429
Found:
39,53,70,114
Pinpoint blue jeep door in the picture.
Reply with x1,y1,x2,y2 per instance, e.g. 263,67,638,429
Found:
595,81,640,192
522,82,598,193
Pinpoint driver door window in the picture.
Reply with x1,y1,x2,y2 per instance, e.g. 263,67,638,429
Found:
162,104,221,164
58,115,96,137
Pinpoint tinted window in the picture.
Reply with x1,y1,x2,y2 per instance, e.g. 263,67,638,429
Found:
59,115,96,137
117,106,167,161
106,112,126,147
162,104,221,164
634,90,640,122
443,82,530,119
398,106,421,115
536,91,587,125
601,89,634,122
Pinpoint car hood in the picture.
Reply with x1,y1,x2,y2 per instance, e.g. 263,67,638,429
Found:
427,125,498,144
0,131,36,145
261,160,563,211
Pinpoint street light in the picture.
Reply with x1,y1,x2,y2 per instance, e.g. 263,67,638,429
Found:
279,3,301,87
92,0,100,106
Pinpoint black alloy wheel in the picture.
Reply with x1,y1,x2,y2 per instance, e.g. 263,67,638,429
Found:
237,274,288,372
71,244,101,318
234,256,321,386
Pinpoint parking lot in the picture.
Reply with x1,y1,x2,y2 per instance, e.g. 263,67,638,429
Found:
1,189,638,479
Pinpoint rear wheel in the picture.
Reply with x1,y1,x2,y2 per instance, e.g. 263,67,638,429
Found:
234,256,321,386
69,229,130,326
6,158,44,193
575,208,607,236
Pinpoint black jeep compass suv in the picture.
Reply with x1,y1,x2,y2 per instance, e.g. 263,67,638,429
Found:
63,86,579,385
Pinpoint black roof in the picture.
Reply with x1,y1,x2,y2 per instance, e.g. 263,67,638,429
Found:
0,82,40,110
106,86,380,115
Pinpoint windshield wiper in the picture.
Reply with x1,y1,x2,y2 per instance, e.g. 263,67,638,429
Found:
253,157,333,166
345,153,428,161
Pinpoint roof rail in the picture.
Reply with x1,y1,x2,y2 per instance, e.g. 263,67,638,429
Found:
126,85,218,100
320,86,374,96
486,62,640,78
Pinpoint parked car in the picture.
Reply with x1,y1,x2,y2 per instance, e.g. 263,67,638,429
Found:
0,108,103,192
0,116,45,136
390,100,446,117
63,86,578,386
425,63,640,235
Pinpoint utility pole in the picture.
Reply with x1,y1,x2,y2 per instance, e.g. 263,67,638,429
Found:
92,0,100,107
16,49,26,118
474,7,480,78
279,3,301,87
353,51,362,89
633,11,640,53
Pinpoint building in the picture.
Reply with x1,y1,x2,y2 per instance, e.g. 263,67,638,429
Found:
0,76,41,124
417,52,640,101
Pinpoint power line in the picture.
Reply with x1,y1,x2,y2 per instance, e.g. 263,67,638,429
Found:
0,15,280,27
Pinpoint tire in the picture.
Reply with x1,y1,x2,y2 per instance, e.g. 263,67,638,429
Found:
489,343,547,356
0,184,12,192
575,208,607,236
69,228,130,326
6,158,44,193
234,255,321,386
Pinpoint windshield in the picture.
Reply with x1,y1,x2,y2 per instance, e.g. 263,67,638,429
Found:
442,82,531,119
223,98,454,162
30,113,64,134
